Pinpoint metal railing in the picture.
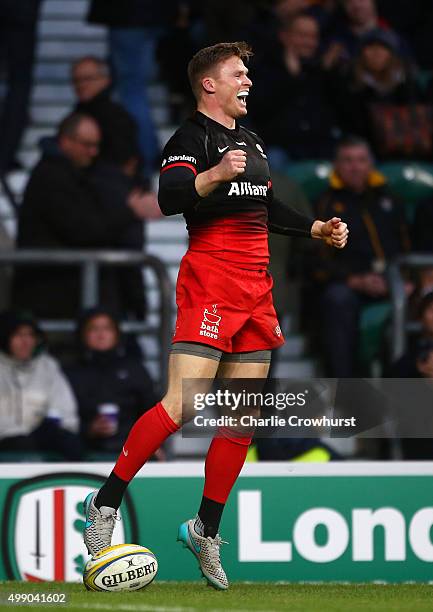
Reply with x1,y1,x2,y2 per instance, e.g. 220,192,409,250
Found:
388,253,433,361
0,176,19,213
0,249,172,386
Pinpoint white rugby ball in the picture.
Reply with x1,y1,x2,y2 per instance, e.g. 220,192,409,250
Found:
83,543,158,592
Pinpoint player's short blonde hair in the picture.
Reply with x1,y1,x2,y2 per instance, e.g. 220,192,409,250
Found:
187,41,253,100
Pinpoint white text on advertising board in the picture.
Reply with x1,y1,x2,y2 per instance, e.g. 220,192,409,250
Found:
238,491,433,563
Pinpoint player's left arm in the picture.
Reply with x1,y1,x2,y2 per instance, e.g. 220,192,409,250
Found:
268,196,349,249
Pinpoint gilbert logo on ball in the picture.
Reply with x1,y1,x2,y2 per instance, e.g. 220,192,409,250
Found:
83,544,158,592
2,473,138,582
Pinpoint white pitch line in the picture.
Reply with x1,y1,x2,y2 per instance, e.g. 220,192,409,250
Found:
74,603,276,612
77,604,195,612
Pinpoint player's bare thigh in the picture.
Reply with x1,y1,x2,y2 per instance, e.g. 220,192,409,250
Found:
161,350,271,426
161,352,220,425
217,360,270,379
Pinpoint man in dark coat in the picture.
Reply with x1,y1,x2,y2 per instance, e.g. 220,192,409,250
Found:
72,57,162,317
313,136,410,377
248,12,340,167
13,113,151,319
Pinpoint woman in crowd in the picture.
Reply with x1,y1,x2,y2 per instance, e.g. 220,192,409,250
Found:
332,28,426,158
66,307,161,457
0,310,81,459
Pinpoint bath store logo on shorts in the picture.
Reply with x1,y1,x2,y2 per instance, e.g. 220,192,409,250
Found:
199,304,221,340
2,473,137,582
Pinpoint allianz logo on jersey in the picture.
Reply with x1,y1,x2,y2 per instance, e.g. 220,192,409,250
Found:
228,181,268,197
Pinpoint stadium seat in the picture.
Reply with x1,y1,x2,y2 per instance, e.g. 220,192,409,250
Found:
358,301,391,369
284,161,433,219
379,162,433,222
284,160,331,200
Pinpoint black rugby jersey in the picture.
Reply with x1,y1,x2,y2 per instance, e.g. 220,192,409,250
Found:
158,111,313,268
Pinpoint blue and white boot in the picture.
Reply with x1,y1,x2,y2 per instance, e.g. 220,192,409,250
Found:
83,491,119,556
177,517,229,590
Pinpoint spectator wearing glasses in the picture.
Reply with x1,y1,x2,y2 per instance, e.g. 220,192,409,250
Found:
72,57,161,318
72,56,141,180
13,113,151,320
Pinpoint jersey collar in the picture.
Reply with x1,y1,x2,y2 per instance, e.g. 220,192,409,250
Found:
194,111,240,135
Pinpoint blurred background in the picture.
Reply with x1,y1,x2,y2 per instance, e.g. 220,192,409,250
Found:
1,0,433,463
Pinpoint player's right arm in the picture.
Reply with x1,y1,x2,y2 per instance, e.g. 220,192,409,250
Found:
158,129,245,215
195,150,246,197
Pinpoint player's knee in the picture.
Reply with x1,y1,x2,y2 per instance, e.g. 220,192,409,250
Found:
160,395,185,426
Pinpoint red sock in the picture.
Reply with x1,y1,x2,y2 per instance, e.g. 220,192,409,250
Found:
203,429,252,504
113,402,179,481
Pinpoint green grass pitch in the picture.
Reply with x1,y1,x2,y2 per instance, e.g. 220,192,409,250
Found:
1,581,433,612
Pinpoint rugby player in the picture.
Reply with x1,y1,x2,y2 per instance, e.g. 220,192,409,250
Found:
83,42,348,590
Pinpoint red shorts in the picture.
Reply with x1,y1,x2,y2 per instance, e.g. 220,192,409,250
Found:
172,251,285,353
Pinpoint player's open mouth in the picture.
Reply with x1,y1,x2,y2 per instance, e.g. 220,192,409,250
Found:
237,91,249,107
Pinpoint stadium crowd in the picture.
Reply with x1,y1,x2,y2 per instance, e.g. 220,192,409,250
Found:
1,0,433,460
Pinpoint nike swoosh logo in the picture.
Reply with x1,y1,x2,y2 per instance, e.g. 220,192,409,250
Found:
235,141,247,146
218,146,229,154
123,447,128,457
189,531,201,553
85,520,93,529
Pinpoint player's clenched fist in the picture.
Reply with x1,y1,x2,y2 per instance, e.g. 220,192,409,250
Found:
325,217,349,249
215,150,247,181
194,149,247,197
311,217,349,249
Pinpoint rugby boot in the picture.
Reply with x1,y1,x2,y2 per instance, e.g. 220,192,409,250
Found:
177,517,229,590
83,491,119,556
